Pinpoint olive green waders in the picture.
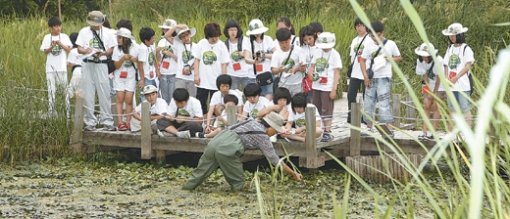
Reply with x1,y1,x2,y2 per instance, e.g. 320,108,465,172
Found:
183,130,245,190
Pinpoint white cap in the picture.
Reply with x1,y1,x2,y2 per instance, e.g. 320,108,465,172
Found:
142,85,158,94
316,32,336,49
115,28,135,41
176,27,197,38
442,23,468,36
158,19,177,29
414,43,437,57
246,19,269,35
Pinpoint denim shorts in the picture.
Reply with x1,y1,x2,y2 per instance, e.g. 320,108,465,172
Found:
363,77,393,124
447,91,471,113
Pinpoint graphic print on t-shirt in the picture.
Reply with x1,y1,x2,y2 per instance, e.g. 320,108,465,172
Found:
448,54,460,70
183,50,194,64
51,45,62,56
314,57,329,81
89,38,101,50
162,46,173,58
231,51,242,62
250,108,259,119
282,58,295,71
123,60,133,67
203,51,217,65
148,52,155,66
294,117,306,128
177,108,191,117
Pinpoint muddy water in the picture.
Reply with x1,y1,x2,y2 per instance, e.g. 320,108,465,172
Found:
0,156,435,218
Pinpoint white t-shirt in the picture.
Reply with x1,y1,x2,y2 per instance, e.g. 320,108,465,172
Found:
167,96,203,118
40,33,73,72
76,26,117,61
67,48,83,66
273,35,300,51
301,45,321,68
209,90,243,107
243,96,271,119
193,38,230,90
288,104,323,129
135,98,168,116
226,37,253,78
311,49,342,91
361,39,400,79
157,37,179,75
112,45,139,81
251,36,274,74
174,40,196,81
443,44,475,91
416,56,444,91
349,34,375,79
138,44,157,80
271,46,304,85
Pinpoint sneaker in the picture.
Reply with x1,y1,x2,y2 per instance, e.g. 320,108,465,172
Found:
195,132,206,138
176,130,191,139
104,125,116,131
84,125,96,131
321,132,334,142
157,129,165,137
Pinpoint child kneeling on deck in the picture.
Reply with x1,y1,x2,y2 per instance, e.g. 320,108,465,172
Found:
205,74,244,133
196,94,239,138
280,93,323,142
156,88,203,138
130,85,168,133
183,112,302,190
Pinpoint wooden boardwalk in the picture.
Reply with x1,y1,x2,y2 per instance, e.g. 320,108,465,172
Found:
70,93,437,169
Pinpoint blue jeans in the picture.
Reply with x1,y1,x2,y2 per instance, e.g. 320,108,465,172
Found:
159,74,176,104
363,77,393,125
447,91,471,113
231,76,256,91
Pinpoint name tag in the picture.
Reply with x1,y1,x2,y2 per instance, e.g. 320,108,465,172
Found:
255,63,263,72
233,62,241,71
449,71,457,79
162,61,170,69
119,71,128,78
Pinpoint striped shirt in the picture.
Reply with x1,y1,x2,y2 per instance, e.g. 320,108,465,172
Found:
229,119,280,165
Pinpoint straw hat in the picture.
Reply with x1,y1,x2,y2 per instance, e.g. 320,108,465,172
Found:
86,11,105,26
414,43,438,57
246,19,269,35
115,28,135,41
158,19,177,29
176,27,197,38
316,32,336,49
442,23,468,36
262,112,285,133
142,85,158,94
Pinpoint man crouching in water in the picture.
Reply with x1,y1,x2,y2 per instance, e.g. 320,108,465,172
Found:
183,112,303,190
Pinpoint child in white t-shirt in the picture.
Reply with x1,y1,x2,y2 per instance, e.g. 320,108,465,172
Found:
112,28,139,131
67,32,82,99
243,19,274,99
137,27,159,98
197,94,239,138
224,20,255,91
280,93,323,142
40,17,72,117
308,32,342,142
205,75,244,133
156,19,179,104
173,26,198,97
130,85,168,133
415,43,444,139
193,23,230,114
242,83,271,120
271,28,305,97
299,25,322,103
157,88,203,138
272,17,300,52
360,21,401,135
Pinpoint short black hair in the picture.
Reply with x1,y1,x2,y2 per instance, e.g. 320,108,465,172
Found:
48,17,61,27
223,94,239,105
371,21,384,33
309,22,323,34
116,19,133,31
216,74,232,90
276,28,292,42
139,27,155,43
291,93,307,113
449,33,466,44
70,32,79,48
243,83,261,97
273,87,291,105
173,88,190,102
223,19,243,39
354,18,365,29
204,23,221,39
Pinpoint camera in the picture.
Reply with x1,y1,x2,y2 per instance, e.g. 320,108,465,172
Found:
255,51,265,62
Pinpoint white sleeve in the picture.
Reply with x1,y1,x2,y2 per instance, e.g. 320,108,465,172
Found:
105,30,117,49
138,46,147,63
156,99,168,115
209,92,221,106
167,100,177,116
361,44,372,60
192,41,201,60
112,47,122,61
242,37,252,53
157,39,166,48
390,41,401,57
235,91,243,106
219,44,230,64
192,99,203,118
243,101,250,113
270,51,280,68
415,60,426,75
40,35,50,51
310,49,320,64
76,29,88,48
464,46,475,64
349,38,356,58
61,34,73,48
331,50,342,69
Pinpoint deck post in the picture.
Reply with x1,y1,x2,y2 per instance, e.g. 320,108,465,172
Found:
141,102,152,159
299,106,324,168
405,95,416,129
70,96,85,153
392,94,401,129
349,103,361,156
226,104,237,126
